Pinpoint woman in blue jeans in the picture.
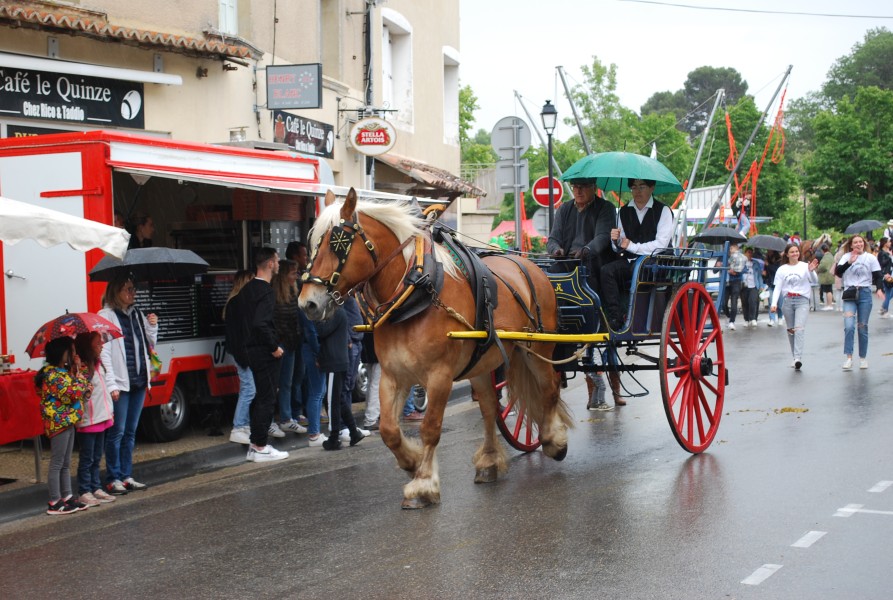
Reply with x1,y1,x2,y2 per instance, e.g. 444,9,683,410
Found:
835,234,884,370
99,277,158,495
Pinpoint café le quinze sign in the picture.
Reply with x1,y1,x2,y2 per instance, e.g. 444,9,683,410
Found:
0,67,145,128
348,117,396,156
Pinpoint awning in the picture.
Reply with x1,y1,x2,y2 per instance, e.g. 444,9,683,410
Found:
111,165,412,202
375,153,486,200
0,2,259,61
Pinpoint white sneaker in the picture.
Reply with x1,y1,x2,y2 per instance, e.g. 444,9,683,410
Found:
842,357,853,370
339,427,370,443
280,419,307,434
767,321,775,327
750,320,758,327
728,322,736,331
229,426,250,444
247,445,288,462
860,358,868,370
268,422,286,438
308,434,328,447
821,306,834,311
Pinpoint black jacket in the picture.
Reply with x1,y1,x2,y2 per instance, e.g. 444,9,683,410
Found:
224,292,249,368
316,307,349,373
240,278,279,365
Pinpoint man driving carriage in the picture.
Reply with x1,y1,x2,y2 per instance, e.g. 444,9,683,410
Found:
546,178,616,294
601,178,674,331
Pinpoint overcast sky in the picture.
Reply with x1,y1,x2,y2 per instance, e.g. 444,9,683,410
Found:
459,0,892,142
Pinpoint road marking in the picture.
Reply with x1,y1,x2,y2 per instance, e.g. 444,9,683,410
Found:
868,481,893,493
742,564,782,586
835,504,864,517
791,530,827,548
833,504,893,517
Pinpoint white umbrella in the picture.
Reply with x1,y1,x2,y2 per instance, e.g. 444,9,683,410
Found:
0,196,130,259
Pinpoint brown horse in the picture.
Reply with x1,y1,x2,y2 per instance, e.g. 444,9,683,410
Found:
299,189,571,509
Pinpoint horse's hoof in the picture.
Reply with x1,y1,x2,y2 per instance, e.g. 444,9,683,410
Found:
401,496,434,510
474,465,498,483
550,445,568,461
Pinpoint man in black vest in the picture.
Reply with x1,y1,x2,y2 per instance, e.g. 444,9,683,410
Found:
546,178,616,294
601,178,674,330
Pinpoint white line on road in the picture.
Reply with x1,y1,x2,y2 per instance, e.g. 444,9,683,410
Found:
742,564,783,586
834,503,863,517
868,481,893,493
791,530,827,548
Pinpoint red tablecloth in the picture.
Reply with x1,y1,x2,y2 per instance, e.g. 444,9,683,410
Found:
0,370,43,445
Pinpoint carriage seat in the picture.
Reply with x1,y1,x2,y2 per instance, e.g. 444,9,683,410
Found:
547,266,602,335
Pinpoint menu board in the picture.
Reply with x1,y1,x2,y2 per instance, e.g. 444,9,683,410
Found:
131,273,236,342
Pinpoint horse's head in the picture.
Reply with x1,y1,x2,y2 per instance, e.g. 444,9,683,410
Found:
299,188,379,320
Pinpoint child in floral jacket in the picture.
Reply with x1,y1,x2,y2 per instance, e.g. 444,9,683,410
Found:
36,337,91,515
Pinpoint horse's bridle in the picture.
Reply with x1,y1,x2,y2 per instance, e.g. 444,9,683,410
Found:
303,213,378,304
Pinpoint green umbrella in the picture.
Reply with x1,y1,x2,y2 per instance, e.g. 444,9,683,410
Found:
561,151,684,195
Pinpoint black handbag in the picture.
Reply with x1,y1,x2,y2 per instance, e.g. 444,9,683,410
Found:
842,286,857,301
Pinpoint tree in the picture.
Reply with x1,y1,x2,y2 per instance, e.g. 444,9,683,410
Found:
567,56,641,152
459,84,497,167
823,28,893,103
804,86,893,228
641,66,748,139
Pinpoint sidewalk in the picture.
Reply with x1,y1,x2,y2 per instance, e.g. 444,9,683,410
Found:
0,382,475,523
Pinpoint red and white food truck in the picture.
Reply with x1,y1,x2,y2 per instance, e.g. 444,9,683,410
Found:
0,130,370,441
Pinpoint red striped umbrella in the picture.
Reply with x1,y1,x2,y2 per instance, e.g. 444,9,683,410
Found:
26,312,122,358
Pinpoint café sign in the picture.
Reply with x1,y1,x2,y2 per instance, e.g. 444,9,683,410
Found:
348,116,396,156
272,110,334,159
0,67,145,128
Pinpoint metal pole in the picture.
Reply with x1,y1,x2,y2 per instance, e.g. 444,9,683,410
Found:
557,66,592,155
674,89,725,246
513,118,523,252
547,131,554,232
702,65,793,230
802,190,808,240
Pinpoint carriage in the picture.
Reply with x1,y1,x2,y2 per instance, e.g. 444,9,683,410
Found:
299,187,730,509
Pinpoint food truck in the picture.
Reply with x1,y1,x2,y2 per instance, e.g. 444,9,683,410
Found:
0,130,390,441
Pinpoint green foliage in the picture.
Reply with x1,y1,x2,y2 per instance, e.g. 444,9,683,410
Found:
804,86,893,228
642,66,749,139
568,56,642,152
459,87,497,166
458,84,478,146
823,28,893,103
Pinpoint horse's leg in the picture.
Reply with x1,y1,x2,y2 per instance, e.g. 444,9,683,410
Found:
400,377,453,509
377,371,420,474
470,372,506,484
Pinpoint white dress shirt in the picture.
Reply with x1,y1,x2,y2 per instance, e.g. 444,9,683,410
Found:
617,197,674,256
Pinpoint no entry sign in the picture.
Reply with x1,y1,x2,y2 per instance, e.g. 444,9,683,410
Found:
531,176,563,208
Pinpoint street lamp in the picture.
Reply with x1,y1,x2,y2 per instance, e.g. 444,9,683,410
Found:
541,99,558,233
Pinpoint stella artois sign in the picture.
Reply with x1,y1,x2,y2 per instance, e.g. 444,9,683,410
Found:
349,116,397,156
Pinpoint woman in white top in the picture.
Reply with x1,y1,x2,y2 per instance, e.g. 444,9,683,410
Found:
834,234,884,370
770,244,818,370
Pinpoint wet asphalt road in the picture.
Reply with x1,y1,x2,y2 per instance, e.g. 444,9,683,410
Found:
1,307,892,599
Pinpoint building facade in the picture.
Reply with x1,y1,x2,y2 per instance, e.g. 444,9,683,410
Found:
0,0,477,200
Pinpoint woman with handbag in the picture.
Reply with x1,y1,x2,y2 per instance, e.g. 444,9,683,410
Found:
835,234,884,370
770,244,818,371
99,277,158,494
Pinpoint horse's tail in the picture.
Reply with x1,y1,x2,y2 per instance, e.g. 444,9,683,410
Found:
505,343,573,432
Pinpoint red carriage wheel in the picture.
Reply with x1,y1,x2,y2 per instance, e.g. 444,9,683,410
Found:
659,282,726,453
492,369,541,452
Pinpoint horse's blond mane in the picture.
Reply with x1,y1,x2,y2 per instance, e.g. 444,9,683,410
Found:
309,199,458,278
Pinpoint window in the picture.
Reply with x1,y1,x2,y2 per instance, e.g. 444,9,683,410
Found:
219,0,238,35
381,8,412,128
442,46,460,146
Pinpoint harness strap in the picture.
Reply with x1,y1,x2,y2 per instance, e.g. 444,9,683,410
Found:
485,254,544,333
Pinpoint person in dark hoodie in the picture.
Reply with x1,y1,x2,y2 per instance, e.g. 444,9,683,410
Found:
239,247,288,462
315,304,367,450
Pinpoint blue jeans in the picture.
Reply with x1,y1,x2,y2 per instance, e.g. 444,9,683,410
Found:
232,361,255,429
404,385,424,416
883,285,893,312
341,341,362,408
302,344,325,436
77,430,105,494
105,386,146,484
277,349,301,423
843,287,873,358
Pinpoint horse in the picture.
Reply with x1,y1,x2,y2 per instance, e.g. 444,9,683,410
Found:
298,188,571,509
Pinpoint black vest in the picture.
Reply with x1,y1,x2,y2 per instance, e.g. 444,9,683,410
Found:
618,200,668,255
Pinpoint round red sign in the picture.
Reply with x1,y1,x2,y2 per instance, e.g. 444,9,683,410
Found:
531,176,563,208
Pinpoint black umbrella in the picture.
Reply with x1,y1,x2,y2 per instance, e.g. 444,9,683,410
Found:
744,234,787,252
844,219,883,235
690,226,747,245
89,247,209,282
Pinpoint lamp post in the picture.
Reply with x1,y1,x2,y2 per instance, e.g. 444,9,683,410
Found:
541,100,558,233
